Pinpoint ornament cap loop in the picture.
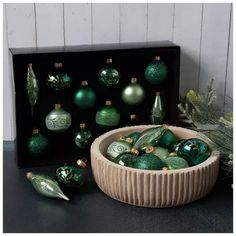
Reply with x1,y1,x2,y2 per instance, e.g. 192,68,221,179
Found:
145,146,155,154
105,100,112,106
76,159,87,169
106,58,112,64
80,123,86,129
55,103,61,109
131,77,137,84
131,148,139,156
81,80,88,86
26,172,33,179
32,129,39,134
125,137,133,144
154,56,161,61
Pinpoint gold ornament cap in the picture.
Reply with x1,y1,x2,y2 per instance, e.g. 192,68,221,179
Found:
76,159,87,169
106,58,112,64
162,167,168,171
26,172,33,179
106,100,112,106
125,137,133,144
130,114,137,120
81,81,88,86
55,104,61,109
163,124,169,129
54,62,63,68
131,148,139,156
80,123,86,129
32,129,39,134
156,91,160,96
169,152,177,157
154,56,161,61
145,146,155,154
28,63,33,68
131,77,137,84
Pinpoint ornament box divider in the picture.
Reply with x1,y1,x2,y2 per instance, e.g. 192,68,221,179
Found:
12,41,180,167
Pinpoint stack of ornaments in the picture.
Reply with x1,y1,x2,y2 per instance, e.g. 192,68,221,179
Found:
106,125,210,170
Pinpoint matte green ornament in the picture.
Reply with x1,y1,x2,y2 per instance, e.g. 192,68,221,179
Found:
150,92,165,125
26,64,39,116
176,138,210,166
75,123,93,149
46,62,72,91
107,140,131,161
56,165,85,190
26,172,69,200
145,146,169,161
95,101,120,127
163,157,189,170
115,153,136,167
132,153,164,170
158,129,176,150
98,58,120,86
28,129,48,157
74,81,96,109
45,104,72,132
144,56,168,84
121,78,145,105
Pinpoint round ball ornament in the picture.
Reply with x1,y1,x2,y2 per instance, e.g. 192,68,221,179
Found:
132,153,164,170
115,153,136,167
121,78,145,105
98,58,120,86
163,157,189,170
127,131,141,144
158,128,176,150
144,56,168,84
145,146,169,161
46,62,72,91
176,138,210,166
28,129,48,157
45,104,72,132
107,140,131,161
75,123,93,149
95,101,120,127
74,81,96,109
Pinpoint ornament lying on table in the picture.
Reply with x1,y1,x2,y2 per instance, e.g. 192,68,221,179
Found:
74,123,93,149
26,172,69,200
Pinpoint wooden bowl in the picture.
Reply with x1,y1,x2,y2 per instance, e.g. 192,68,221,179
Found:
91,125,220,208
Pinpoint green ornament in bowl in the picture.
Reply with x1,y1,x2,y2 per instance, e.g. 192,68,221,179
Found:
115,152,136,167
163,156,189,170
158,128,176,150
107,140,131,161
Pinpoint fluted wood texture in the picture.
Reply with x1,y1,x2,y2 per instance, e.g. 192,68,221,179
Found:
91,125,220,208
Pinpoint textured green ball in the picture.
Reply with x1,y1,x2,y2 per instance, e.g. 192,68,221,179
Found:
121,84,145,105
96,106,120,127
164,157,189,170
132,153,164,170
74,87,96,109
107,140,131,161
75,129,93,149
47,74,72,91
56,165,85,190
115,153,136,167
28,133,48,157
177,138,210,166
98,67,119,86
158,129,176,150
144,60,168,84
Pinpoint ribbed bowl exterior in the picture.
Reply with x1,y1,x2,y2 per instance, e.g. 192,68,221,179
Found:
91,125,220,208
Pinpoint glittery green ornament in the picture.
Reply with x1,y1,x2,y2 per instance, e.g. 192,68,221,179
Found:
121,78,145,105
127,131,141,144
46,62,72,91
28,129,48,157
145,146,169,161
26,172,69,200
115,153,136,167
163,157,189,170
74,81,96,109
145,56,168,84
75,123,93,149
95,101,120,127
176,138,210,166
158,129,176,150
107,140,131,161
132,153,164,170
98,58,120,86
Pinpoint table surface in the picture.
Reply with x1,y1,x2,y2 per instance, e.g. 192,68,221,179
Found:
3,141,233,233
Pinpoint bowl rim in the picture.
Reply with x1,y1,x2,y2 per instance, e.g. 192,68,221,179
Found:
91,125,220,174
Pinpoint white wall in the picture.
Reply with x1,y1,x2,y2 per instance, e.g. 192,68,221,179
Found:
3,3,233,140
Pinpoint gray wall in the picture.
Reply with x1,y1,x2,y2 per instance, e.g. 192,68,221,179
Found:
3,3,233,140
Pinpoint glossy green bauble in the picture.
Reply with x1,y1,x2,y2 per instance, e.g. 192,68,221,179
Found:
45,104,72,132
127,132,142,144
122,83,145,105
75,129,93,149
74,87,96,109
132,153,164,170
144,60,168,84
164,157,189,170
177,138,210,166
107,140,131,161
56,165,85,190
96,104,120,127
158,129,176,150
98,67,119,86
28,132,48,157
115,153,136,167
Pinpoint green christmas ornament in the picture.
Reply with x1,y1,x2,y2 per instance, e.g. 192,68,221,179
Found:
26,63,39,117
56,161,86,190
145,146,169,161
121,77,145,105
107,140,131,161
145,56,168,84
150,92,165,125
132,153,164,170
46,62,72,91
127,131,142,144
158,128,176,150
75,123,93,149
45,104,72,132
28,129,48,157
26,172,69,200
74,81,96,109
95,101,120,127
176,138,210,166
163,157,189,170
98,58,120,86
115,153,136,167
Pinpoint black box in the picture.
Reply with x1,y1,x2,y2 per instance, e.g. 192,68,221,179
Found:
12,41,180,167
